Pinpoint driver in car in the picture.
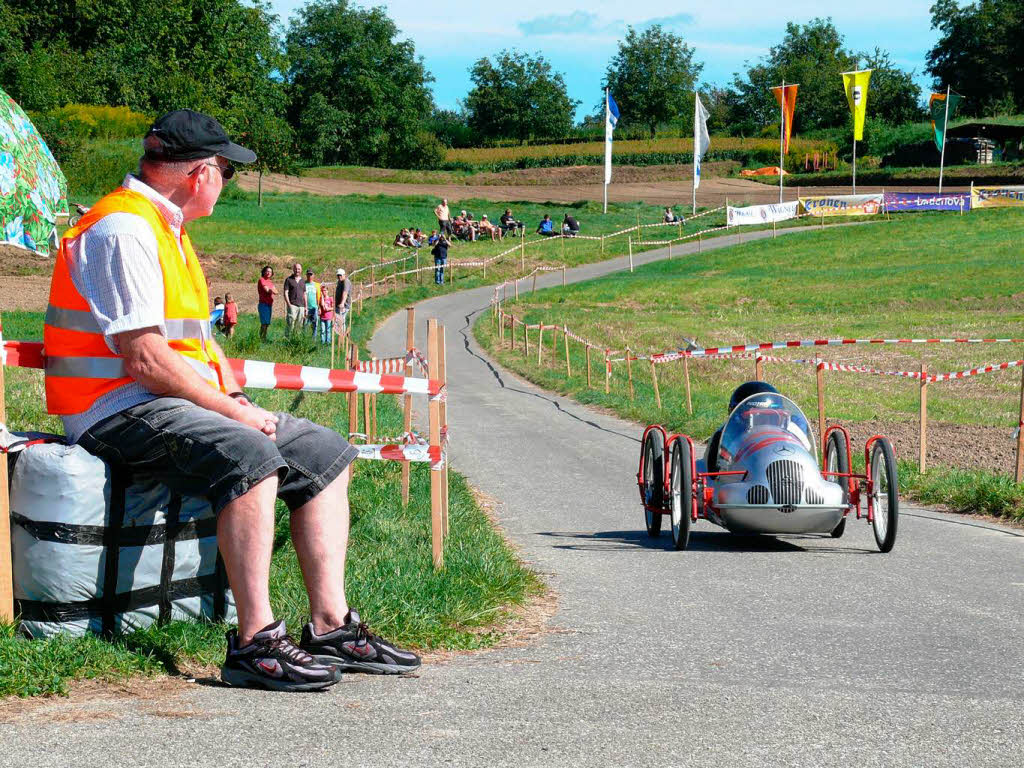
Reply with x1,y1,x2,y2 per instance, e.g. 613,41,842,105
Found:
704,381,780,473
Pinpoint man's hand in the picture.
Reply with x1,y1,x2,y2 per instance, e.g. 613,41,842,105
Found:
234,403,279,439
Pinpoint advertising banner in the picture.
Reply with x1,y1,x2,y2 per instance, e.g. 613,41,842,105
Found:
883,191,969,212
841,69,872,141
929,90,963,151
799,194,883,217
970,185,1024,208
770,84,799,154
727,201,799,226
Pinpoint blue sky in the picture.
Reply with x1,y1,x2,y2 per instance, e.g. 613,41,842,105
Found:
268,1,940,118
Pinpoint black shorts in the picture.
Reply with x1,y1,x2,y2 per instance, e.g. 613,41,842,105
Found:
78,397,359,514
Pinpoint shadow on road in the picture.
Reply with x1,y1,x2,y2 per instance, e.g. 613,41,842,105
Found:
537,529,875,554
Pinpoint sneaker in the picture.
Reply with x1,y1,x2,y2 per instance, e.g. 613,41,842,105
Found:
300,609,421,675
221,620,341,692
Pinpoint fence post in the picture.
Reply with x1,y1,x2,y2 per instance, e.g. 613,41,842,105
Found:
520,229,525,271
816,361,826,462
919,364,928,472
650,360,661,409
427,319,443,569
605,349,611,394
561,265,566,287
626,347,635,401
563,326,571,377
348,345,359,437
668,242,673,260
0,314,12,622
514,278,519,300
439,325,449,536
482,259,487,279
698,232,702,254
586,344,592,388
1016,365,1024,483
628,237,634,272
416,250,421,284
683,355,693,415
370,265,376,299
537,326,544,366
600,235,605,256
401,306,415,506
532,273,537,294
755,355,764,380
524,323,530,358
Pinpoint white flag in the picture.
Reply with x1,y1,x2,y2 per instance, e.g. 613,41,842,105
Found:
604,90,619,186
694,94,710,191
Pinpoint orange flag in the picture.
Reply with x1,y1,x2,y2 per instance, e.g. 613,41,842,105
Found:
771,84,799,154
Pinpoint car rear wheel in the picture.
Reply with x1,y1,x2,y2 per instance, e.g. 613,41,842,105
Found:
870,438,899,552
642,431,665,537
824,431,850,538
670,440,692,550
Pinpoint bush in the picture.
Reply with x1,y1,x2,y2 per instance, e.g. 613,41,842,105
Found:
28,111,89,167
48,104,151,140
60,139,139,198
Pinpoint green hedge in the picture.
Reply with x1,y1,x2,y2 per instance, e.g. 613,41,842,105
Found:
439,148,789,173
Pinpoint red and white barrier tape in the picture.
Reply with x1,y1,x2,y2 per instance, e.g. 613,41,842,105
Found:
818,358,1024,382
930,359,1024,381
354,442,445,468
688,336,1024,358
817,361,925,379
1,341,442,397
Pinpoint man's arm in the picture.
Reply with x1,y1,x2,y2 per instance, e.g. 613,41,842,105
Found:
116,328,278,439
208,336,242,394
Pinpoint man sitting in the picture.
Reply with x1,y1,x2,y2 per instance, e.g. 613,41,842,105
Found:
500,208,524,237
452,211,474,241
478,214,503,241
663,207,678,223
536,214,555,236
562,214,580,237
705,381,779,473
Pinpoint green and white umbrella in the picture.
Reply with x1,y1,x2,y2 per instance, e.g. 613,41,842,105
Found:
0,88,69,255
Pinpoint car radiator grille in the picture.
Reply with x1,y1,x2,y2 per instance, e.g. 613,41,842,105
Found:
766,460,804,506
747,485,770,504
805,487,825,505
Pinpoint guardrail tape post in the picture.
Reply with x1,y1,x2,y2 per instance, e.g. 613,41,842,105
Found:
524,322,530,358
919,363,928,473
532,273,537,294
1016,365,1024,483
650,360,662,410
537,325,544,366
755,355,764,380
562,265,566,287
520,230,525,271
348,344,359,438
586,344,592,388
816,361,826,462
684,355,693,415
628,237,634,272
605,349,611,394
564,326,571,377
427,319,443,569
626,347,635,401
401,307,415,506
439,324,449,537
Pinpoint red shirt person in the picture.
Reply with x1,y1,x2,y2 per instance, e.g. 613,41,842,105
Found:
257,265,276,339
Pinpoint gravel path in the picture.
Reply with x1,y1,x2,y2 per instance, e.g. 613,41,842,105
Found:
3,226,1022,767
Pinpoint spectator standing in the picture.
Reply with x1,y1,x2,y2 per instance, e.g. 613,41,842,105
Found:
283,262,305,337
334,268,352,338
562,214,580,236
223,293,238,338
212,295,225,333
434,198,452,236
537,214,555,236
317,279,334,345
431,233,450,284
304,268,320,338
257,265,276,340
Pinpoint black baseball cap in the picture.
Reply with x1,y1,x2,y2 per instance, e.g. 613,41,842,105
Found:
144,109,256,164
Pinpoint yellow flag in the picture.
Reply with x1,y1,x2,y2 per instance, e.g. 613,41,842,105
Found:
841,69,872,141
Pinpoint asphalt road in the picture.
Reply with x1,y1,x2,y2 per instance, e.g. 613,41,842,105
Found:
3,227,1023,767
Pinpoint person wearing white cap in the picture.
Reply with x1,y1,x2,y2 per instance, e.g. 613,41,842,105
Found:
334,268,352,337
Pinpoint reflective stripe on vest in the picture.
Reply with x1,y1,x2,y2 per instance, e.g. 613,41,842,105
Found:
45,356,127,379
45,305,103,334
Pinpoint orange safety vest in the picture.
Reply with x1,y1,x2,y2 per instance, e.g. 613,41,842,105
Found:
44,186,225,415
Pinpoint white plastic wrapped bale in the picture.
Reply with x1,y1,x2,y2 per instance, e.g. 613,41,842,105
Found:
8,437,235,638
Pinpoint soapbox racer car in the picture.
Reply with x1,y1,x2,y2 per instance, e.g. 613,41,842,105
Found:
637,390,898,552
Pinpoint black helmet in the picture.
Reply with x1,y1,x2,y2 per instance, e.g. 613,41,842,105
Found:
728,380,779,412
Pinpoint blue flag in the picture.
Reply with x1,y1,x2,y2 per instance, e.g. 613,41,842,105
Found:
607,92,620,129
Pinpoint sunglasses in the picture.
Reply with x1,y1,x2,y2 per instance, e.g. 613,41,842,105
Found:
189,162,236,180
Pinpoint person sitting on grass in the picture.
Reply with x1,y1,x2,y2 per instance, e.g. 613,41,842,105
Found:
562,214,580,237
412,228,426,247
478,214,503,241
394,228,413,248
537,214,555,236
664,207,678,223
45,109,420,693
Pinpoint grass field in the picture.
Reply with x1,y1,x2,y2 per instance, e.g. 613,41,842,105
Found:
474,208,1024,516
1,296,542,697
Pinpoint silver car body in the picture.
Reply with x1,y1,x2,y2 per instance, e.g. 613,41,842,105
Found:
696,393,846,535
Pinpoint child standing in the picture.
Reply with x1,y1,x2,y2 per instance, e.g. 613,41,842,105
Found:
223,292,238,338
318,280,334,345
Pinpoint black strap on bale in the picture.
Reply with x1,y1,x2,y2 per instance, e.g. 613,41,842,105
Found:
158,493,182,625
9,512,216,547
101,470,127,638
213,552,228,623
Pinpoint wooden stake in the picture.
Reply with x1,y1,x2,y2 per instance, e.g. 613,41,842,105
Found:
439,325,449,536
371,393,377,442
537,325,544,366
330,315,336,370
427,319,443,568
650,360,661,409
816,363,826,461
363,389,371,442
586,344,592,388
348,345,359,437
668,242,673,260
1015,365,1024,483
628,237,634,272
919,364,928,472
561,265,566,287
532,273,537,294
563,326,571,377
698,232,702,254
370,265,376,299
524,322,530,357
600,235,605,256
416,250,421,284
683,355,693,415
605,349,611,394
626,347,635,401
520,229,525,271
755,355,764,380
0,314,12,622
514,278,519,300
401,307,415,506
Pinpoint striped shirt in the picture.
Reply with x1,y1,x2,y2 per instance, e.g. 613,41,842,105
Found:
60,175,187,443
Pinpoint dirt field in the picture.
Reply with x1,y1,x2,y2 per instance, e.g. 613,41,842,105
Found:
238,169,973,208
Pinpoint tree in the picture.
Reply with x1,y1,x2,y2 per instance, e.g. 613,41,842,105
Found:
860,48,924,126
927,0,1024,116
424,108,475,148
464,51,578,142
286,0,439,168
601,26,703,138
